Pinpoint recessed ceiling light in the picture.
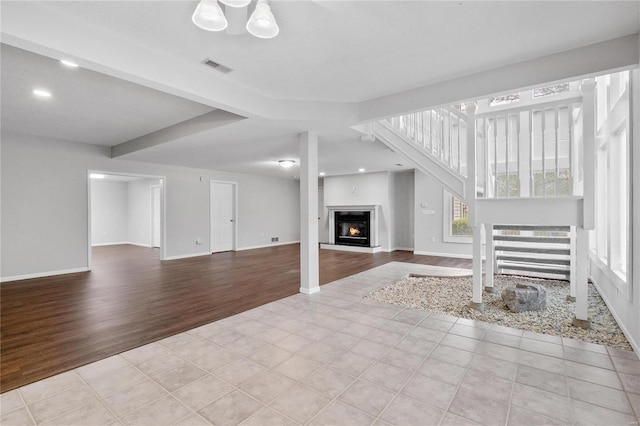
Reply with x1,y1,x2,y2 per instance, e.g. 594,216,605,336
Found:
358,168,365,173
33,89,51,98
319,172,326,176
90,173,105,179
60,59,79,68
279,160,295,168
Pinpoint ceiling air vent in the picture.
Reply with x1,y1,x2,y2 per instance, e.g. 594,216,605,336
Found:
203,59,233,74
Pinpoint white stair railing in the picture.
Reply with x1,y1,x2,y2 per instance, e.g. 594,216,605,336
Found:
380,92,584,201
383,106,468,179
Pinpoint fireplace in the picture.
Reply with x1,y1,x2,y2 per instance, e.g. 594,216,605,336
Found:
324,205,380,252
335,211,370,247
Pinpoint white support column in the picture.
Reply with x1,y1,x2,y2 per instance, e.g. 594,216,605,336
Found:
573,227,590,328
568,226,577,302
581,79,597,230
484,223,495,293
471,223,484,311
466,102,483,312
299,131,320,295
571,79,596,329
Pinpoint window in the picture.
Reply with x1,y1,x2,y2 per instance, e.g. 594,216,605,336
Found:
533,83,570,98
591,70,631,291
490,93,520,107
443,191,472,243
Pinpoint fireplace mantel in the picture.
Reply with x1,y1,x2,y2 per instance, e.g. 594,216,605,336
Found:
323,205,381,252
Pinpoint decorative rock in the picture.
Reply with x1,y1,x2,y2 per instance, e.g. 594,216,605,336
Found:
501,284,547,313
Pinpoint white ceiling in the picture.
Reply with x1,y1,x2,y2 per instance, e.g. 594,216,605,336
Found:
1,1,639,178
0,44,214,146
30,1,640,102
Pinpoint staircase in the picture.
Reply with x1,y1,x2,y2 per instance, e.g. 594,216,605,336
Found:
370,87,591,285
493,225,571,279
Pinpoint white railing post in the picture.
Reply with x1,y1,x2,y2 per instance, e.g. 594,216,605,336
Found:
465,102,477,215
568,225,577,302
485,223,495,293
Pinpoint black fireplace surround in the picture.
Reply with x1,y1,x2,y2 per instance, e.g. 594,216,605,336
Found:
334,211,371,247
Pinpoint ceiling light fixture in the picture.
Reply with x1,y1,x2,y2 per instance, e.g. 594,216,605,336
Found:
60,59,79,68
192,0,278,39
319,172,326,176
246,0,279,39
192,0,228,32
279,160,295,168
219,0,251,7
90,173,105,179
33,89,51,98
358,168,366,173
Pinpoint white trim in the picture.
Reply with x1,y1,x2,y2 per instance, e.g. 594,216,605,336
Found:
326,205,380,247
88,170,167,267
92,241,130,247
164,252,210,261
300,286,320,295
91,241,153,248
443,190,473,244
390,247,414,252
1,267,89,283
320,243,382,254
150,185,162,249
210,180,238,253
235,241,300,251
589,272,640,355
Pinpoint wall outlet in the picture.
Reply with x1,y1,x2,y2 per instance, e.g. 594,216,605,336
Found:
431,237,436,243
271,237,279,242
196,238,203,245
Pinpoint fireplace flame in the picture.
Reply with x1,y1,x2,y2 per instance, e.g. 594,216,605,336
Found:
349,227,361,236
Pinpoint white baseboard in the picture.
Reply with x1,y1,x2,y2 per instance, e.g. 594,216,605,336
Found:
1,267,90,283
164,252,210,261
92,241,129,247
590,273,640,356
127,242,153,248
414,250,485,260
320,244,382,254
91,242,152,248
236,241,300,251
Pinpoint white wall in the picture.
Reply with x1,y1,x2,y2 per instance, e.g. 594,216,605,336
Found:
324,172,391,251
127,178,160,247
91,180,128,245
1,132,300,280
323,171,414,252
414,170,472,258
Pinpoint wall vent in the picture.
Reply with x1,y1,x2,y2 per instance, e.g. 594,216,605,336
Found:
203,59,233,74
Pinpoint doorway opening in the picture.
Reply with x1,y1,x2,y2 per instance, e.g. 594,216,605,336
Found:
210,180,237,253
88,171,166,269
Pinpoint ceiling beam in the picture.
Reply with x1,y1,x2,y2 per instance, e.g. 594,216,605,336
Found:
111,110,244,158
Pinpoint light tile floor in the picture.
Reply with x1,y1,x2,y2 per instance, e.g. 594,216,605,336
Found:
1,262,639,426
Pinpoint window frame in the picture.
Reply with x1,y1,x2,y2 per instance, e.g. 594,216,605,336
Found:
442,190,472,244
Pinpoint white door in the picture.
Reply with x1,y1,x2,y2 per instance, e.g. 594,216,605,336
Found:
210,182,235,253
152,186,161,248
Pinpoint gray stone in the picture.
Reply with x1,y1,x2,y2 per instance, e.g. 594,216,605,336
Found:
501,284,547,313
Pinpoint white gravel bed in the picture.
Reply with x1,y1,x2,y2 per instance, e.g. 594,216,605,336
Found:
365,274,632,350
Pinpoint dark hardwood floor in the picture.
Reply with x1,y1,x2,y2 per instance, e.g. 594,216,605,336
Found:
0,244,471,392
